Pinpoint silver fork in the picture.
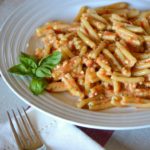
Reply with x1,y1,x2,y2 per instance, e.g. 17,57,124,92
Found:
7,108,46,150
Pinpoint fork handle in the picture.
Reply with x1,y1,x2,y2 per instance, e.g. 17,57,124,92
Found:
36,145,47,150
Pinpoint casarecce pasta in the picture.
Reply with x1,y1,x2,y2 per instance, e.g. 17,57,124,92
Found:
35,2,150,111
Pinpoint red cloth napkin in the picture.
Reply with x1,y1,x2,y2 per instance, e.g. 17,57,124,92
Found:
78,126,114,147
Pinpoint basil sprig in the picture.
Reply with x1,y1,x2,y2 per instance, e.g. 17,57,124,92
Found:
8,51,62,95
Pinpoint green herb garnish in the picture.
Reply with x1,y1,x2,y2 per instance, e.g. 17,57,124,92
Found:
8,51,62,95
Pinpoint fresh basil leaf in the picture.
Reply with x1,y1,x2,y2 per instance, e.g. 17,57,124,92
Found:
29,78,47,95
19,52,37,69
8,64,31,75
38,56,46,66
35,66,51,78
40,64,56,70
31,68,36,75
39,51,62,67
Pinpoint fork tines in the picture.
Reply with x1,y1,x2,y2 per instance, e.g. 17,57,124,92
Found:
7,107,42,150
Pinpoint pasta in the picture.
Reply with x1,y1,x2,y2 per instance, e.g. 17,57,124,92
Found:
34,2,150,111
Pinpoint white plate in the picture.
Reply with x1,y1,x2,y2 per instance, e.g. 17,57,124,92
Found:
1,0,150,130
